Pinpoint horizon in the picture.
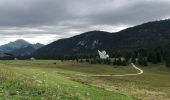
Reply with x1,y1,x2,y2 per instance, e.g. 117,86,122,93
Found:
1,18,169,46
0,18,169,46
0,25,129,46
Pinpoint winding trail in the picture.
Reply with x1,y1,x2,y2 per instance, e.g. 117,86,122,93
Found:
78,63,144,77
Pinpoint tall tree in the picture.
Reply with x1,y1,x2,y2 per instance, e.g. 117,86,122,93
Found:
117,58,122,66
165,48,170,67
151,52,158,64
131,57,136,64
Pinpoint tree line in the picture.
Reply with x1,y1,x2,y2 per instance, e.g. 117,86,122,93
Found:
58,46,170,67
1,45,170,68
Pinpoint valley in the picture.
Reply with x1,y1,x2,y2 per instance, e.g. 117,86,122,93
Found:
0,1,170,100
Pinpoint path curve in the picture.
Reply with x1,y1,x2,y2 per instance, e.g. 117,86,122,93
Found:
77,63,144,77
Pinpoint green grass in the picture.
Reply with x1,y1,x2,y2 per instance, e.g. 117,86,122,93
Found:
1,60,170,100
58,62,170,100
0,60,133,100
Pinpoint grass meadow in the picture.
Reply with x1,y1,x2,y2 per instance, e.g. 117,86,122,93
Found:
0,60,170,100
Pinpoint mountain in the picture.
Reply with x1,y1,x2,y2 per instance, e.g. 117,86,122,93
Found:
9,45,36,56
0,39,44,56
0,39,30,53
32,43,44,50
34,31,114,58
33,19,170,58
115,19,170,48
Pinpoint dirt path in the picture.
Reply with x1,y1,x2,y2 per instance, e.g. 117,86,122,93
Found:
79,63,144,77
0,62,143,77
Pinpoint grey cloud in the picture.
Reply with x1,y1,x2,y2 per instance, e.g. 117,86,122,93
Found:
0,0,170,27
0,0,170,45
0,0,73,26
81,1,170,26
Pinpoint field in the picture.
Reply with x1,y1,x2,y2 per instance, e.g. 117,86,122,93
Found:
0,60,170,100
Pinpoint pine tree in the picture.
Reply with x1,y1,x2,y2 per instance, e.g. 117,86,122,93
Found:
85,59,89,63
106,58,111,65
156,51,162,62
79,59,83,63
131,57,136,64
121,60,127,66
138,54,143,65
151,52,158,64
138,54,148,66
147,53,152,62
165,49,170,67
142,57,148,66
113,59,117,65
97,59,102,64
117,58,122,66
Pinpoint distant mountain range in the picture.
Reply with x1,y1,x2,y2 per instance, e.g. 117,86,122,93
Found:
33,19,170,58
0,39,44,57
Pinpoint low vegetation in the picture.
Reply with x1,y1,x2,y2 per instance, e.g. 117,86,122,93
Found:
0,60,170,99
0,60,133,100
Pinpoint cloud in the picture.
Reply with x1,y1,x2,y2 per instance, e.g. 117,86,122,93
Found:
0,0,170,45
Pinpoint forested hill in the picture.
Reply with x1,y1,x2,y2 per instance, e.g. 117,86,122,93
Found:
34,19,170,58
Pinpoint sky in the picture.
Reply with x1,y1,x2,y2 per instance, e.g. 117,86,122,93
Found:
0,0,170,45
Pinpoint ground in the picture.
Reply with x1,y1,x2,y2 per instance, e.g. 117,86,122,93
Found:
0,60,170,100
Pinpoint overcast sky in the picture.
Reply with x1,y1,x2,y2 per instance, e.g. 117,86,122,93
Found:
0,0,170,45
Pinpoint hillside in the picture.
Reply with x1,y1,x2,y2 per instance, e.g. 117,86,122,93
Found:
116,19,170,47
34,19,170,58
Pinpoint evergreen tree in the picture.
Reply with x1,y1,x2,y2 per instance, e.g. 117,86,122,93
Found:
156,51,162,62
147,52,152,62
165,49,170,67
142,57,148,66
85,59,89,63
151,52,158,64
90,58,97,64
79,59,83,63
138,54,143,65
96,58,102,64
138,54,148,66
106,58,111,65
117,58,122,66
131,57,136,64
113,59,117,65
121,60,127,66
